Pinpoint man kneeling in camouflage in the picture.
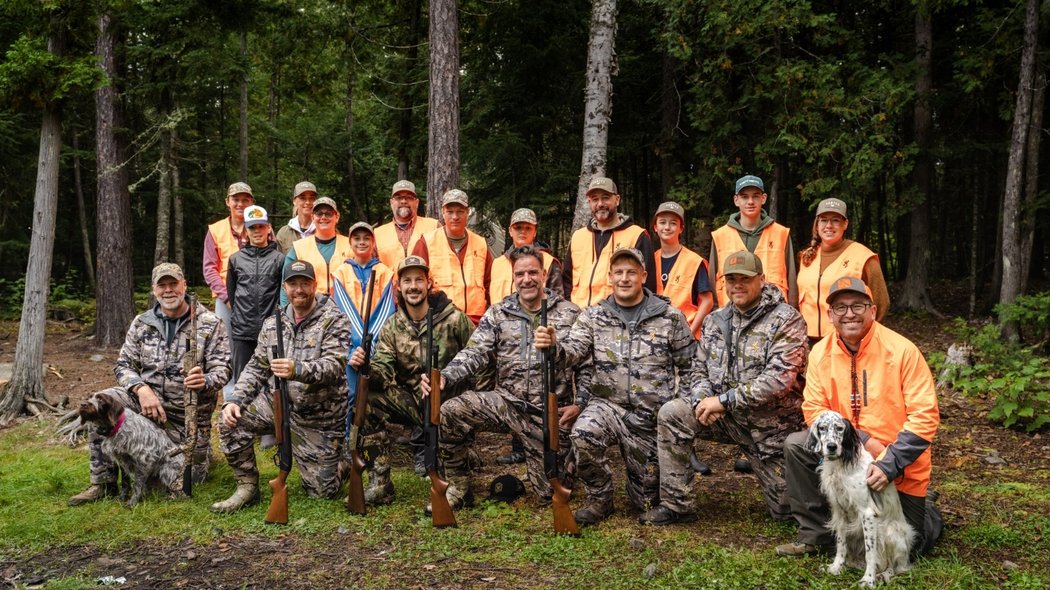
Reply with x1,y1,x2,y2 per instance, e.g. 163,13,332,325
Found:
640,251,808,525
212,260,352,512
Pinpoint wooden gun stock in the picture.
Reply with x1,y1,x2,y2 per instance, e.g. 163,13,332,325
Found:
427,366,456,528
264,470,289,525
541,300,579,536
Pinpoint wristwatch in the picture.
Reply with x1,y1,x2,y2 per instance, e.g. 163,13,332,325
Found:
717,392,731,408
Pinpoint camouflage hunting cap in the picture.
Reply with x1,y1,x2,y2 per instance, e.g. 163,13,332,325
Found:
226,182,253,198
243,205,270,228
826,276,873,304
734,175,764,194
313,196,338,213
815,198,848,219
347,221,374,236
152,262,184,285
397,255,429,277
442,189,469,208
723,250,763,277
587,176,618,195
610,247,645,267
654,201,686,223
293,181,317,199
391,180,417,198
509,208,537,226
283,259,316,282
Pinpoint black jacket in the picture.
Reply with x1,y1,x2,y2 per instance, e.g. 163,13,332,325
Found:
226,241,284,340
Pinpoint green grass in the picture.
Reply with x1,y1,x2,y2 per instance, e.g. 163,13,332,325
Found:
2,417,1048,589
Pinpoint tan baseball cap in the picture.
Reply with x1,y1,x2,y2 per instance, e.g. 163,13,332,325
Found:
587,176,617,195
509,208,537,226
826,276,873,303
816,198,848,219
723,250,763,277
654,201,686,223
227,182,253,198
391,179,417,198
293,181,317,199
313,196,339,213
348,221,374,236
397,255,430,276
610,247,645,267
152,262,184,284
442,189,469,208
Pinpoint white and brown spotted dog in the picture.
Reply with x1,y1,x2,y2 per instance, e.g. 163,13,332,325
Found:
78,392,186,507
808,411,916,587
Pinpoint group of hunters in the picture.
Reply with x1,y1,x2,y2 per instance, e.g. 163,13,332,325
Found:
68,173,942,559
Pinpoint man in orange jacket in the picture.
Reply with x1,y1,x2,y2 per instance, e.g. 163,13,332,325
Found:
776,277,942,559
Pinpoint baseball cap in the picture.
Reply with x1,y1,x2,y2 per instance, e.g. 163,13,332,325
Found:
283,259,315,282
391,179,417,198
313,196,338,213
151,262,184,284
722,250,763,277
610,247,646,267
442,189,469,208
243,205,269,228
654,201,686,223
293,181,317,199
587,176,618,195
826,276,873,304
815,198,848,219
735,175,764,194
227,182,253,198
348,221,374,236
397,255,429,276
509,208,537,226
486,474,526,503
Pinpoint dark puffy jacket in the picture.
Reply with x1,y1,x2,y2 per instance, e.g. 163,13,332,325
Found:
226,241,285,340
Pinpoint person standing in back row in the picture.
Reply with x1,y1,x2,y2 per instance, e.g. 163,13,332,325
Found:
652,201,713,339
374,180,441,269
283,197,352,305
710,175,797,309
275,181,317,254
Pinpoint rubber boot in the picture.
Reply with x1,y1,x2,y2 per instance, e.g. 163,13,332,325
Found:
210,482,260,513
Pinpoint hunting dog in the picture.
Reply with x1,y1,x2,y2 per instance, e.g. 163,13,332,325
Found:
809,411,916,587
78,392,186,507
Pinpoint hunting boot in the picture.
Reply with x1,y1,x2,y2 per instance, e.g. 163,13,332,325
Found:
364,465,395,506
210,481,260,513
574,497,614,527
424,476,475,515
68,482,119,507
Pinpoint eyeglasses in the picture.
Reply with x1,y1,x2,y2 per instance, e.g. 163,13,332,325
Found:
817,216,845,226
313,210,336,218
831,302,872,316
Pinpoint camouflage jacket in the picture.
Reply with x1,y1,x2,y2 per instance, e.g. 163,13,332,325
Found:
228,294,350,430
690,283,807,423
556,290,695,417
114,297,230,419
371,291,477,400
443,290,591,409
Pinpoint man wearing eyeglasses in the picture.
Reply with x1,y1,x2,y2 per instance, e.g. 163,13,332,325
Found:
374,180,440,269
639,250,808,526
776,276,941,558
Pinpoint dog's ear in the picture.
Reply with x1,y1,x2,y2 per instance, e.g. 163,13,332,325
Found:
840,416,860,466
806,416,823,454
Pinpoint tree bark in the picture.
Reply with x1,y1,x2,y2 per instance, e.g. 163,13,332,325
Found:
399,0,422,181
0,26,64,424
1019,67,1045,296
899,5,938,314
239,28,249,181
427,0,461,218
172,125,185,270
154,118,173,265
573,0,619,231
999,0,1040,340
71,131,96,293
94,10,135,348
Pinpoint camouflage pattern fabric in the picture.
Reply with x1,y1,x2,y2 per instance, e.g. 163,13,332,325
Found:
572,397,659,510
90,299,228,485
659,283,807,519
219,295,350,496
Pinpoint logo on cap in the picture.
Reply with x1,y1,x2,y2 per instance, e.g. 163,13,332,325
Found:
836,278,853,290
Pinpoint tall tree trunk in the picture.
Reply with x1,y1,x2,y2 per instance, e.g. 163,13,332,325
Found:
94,10,134,348
172,126,185,270
0,24,64,424
239,28,249,181
345,70,367,222
573,0,619,231
899,6,938,313
71,131,96,293
427,0,460,218
399,0,422,181
1000,0,1040,340
154,118,173,265
1019,67,1045,296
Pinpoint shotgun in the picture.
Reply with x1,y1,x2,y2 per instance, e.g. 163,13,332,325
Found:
541,298,579,536
346,268,377,515
265,309,293,525
424,306,456,528
180,294,199,497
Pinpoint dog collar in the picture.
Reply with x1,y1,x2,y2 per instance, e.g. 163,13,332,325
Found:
106,411,127,438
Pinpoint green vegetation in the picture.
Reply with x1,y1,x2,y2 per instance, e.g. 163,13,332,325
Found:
2,418,1047,589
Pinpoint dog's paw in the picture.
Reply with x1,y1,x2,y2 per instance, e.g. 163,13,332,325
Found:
822,562,844,576
877,570,895,584
858,574,876,588
168,490,188,501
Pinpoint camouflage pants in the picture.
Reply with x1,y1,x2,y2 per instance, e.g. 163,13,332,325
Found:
440,389,574,500
88,387,213,486
355,384,424,474
570,397,659,510
657,397,796,519
217,393,344,499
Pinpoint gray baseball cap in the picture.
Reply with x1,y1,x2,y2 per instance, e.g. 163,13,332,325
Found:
391,179,417,197
347,221,374,236
735,175,764,193
654,201,686,223
293,181,317,199
816,198,848,219
826,276,873,303
397,255,429,276
587,176,618,195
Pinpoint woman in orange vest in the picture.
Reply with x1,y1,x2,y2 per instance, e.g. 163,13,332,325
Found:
797,198,889,344
652,202,713,339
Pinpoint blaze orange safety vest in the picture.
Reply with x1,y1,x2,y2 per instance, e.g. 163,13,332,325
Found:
711,223,791,307
655,247,705,338
374,216,440,269
331,261,395,318
207,218,241,298
798,241,876,338
292,235,353,296
488,251,557,303
421,228,488,317
568,224,646,308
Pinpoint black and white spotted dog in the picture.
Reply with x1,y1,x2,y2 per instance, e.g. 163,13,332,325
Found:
809,411,916,587
78,392,186,507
